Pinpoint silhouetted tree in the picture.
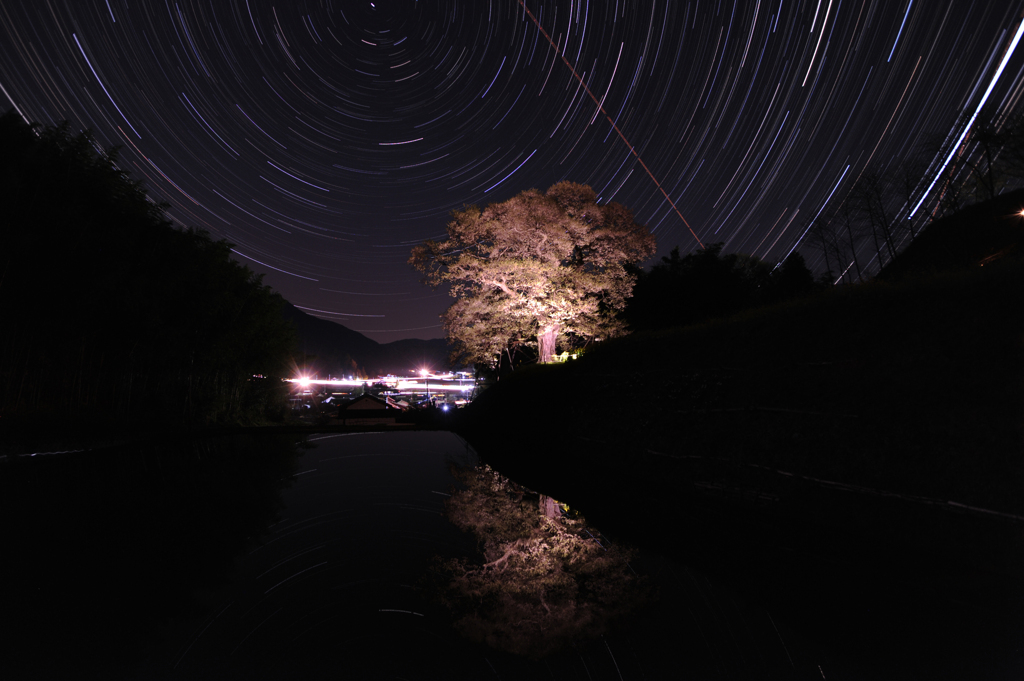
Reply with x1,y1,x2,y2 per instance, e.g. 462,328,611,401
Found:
968,124,1001,201
626,243,819,331
628,243,820,331
918,129,994,220
410,182,655,366
808,216,841,284
0,110,295,432
894,156,933,242
959,108,1024,197
850,168,902,267
808,199,872,285
989,109,1024,181
771,251,816,298
836,199,866,282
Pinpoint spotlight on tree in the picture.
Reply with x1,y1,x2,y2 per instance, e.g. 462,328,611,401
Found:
410,182,656,367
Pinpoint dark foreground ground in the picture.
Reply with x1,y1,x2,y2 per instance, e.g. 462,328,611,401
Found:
456,258,1024,680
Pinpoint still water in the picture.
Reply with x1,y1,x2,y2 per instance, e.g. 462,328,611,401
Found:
3,431,825,679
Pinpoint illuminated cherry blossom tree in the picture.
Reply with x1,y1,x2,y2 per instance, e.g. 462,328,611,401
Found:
410,182,656,365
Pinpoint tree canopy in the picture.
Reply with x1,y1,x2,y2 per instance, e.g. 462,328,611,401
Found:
624,243,817,332
410,182,656,367
0,110,295,433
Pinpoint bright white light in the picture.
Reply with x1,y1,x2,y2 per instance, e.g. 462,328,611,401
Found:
285,374,473,395
911,17,1024,218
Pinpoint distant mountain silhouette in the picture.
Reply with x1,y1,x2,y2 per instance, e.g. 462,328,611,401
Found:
281,302,451,378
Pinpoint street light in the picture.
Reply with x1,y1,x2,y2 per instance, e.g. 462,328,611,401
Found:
420,368,430,401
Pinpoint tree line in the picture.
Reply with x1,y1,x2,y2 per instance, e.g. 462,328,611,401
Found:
623,244,817,333
0,111,296,432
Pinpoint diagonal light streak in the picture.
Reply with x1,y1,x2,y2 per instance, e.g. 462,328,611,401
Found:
73,33,141,138
517,0,704,249
910,17,1024,217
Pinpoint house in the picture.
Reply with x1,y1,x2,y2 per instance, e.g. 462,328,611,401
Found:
337,393,404,426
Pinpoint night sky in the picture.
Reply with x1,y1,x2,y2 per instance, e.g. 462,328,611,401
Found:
3,1,1024,343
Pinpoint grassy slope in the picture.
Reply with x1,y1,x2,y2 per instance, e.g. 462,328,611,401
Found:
455,209,1024,677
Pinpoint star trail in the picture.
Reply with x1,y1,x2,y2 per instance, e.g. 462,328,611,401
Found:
3,1,1024,342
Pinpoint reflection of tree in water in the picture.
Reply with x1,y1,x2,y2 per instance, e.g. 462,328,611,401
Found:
432,465,651,658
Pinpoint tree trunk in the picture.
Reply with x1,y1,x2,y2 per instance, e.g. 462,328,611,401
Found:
540,494,560,518
841,207,864,282
537,324,560,364
814,221,834,283
869,221,885,269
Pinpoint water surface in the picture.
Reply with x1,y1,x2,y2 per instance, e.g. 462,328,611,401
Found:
3,430,825,679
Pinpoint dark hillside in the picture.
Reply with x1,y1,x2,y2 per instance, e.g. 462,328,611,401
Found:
462,260,1024,510
456,252,1024,677
879,187,1024,280
378,337,451,374
282,302,450,377
282,303,379,376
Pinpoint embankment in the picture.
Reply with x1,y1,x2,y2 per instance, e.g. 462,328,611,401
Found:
456,259,1024,679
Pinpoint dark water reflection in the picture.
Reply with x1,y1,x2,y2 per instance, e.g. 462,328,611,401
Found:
3,431,829,679
1,432,300,677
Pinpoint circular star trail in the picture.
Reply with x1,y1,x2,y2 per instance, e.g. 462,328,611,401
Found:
3,1,1024,342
